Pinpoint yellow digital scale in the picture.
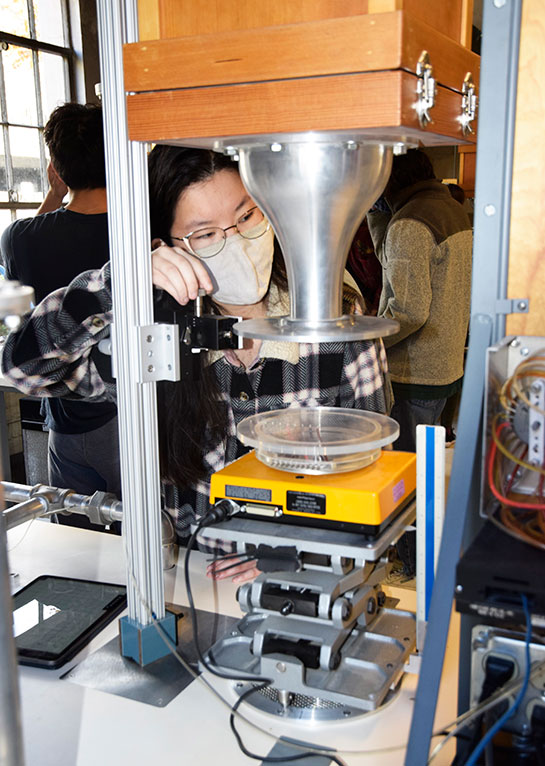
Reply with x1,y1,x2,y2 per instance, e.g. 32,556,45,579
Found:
210,407,416,537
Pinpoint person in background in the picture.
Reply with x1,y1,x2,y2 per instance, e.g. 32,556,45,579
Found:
0,103,120,529
367,149,472,451
367,149,472,576
440,182,469,446
346,217,382,315
2,145,392,581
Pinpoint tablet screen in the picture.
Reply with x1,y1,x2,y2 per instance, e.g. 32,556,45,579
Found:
13,575,126,668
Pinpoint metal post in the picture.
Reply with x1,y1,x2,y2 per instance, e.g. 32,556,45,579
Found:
0,510,25,766
405,1,523,762
96,0,165,630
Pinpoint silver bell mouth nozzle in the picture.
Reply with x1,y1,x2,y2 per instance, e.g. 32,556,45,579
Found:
231,134,399,343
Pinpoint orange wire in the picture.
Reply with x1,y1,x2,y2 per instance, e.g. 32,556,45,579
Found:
488,422,545,510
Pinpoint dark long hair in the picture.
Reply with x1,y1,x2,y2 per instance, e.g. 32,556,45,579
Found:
149,144,287,487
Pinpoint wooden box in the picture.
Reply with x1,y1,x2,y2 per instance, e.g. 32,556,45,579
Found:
125,3,479,147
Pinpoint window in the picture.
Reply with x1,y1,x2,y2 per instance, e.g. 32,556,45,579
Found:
0,0,73,234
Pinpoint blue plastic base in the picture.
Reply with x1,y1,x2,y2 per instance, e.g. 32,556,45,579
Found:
119,612,177,666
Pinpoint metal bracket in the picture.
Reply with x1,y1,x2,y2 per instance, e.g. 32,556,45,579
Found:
137,323,180,383
460,72,478,135
528,379,545,468
495,298,530,314
415,51,436,128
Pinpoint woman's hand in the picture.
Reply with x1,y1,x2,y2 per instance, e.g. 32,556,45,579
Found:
151,241,213,305
206,556,261,584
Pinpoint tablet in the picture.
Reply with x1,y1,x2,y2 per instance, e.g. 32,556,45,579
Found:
13,575,127,669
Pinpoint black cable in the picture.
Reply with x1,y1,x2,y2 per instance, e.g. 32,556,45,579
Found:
187,504,349,766
229,683,347,765
183,510,270,683
207,555,258,574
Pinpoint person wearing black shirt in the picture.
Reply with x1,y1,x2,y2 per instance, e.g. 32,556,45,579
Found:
1,103,120,528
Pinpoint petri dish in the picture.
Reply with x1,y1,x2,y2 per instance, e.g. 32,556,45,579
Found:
237,407,399,474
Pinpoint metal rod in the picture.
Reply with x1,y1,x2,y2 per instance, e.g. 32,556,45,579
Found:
1,483,30,504
3,498,48,531
2,483,124,527
404,1,523,762
0,507,25,766
96,0,165,625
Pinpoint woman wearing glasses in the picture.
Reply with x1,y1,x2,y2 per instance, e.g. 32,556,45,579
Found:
2,145,391,583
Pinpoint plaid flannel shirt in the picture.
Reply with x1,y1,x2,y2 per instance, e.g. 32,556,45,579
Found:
1,262,391,550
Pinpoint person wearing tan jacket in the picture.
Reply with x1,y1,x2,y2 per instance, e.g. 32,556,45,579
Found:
367,149,472,453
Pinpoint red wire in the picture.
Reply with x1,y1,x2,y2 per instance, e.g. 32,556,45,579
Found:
488,422,545,510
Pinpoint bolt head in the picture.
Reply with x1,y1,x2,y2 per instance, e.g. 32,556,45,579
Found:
484,204,496,217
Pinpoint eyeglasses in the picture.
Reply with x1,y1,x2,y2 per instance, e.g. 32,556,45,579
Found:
171,206,269,258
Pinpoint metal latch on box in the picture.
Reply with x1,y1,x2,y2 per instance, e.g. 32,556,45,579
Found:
460,72,478,135
415,51,436,128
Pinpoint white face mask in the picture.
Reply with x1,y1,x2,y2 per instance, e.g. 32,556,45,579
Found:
201,226,274,306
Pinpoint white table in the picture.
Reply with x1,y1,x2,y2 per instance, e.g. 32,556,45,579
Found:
6,520,460,766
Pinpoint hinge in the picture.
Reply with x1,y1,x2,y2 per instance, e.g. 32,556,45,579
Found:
415,51,436,128
460,72,478,136
137,323,180,383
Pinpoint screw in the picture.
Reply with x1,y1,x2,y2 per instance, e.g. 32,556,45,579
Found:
367,597,377,615
343,709,351,717
484,204,496,216
147,351,153,357
166,334,171,341
393,143,407,155
147,365,154,373
270,142,283,152
493,0,506,6
146,335,152,342
531,382,542,393
280,600,294,616
223,146,238,156
517,301,528,311
345,140,357,150
456,584,463,593
510,338,520,348
276,662,286,673
521,347,530,357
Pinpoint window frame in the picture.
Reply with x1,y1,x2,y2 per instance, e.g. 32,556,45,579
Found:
0,0,74,220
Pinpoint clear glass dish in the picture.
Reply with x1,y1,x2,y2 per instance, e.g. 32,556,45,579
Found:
237,407,399,474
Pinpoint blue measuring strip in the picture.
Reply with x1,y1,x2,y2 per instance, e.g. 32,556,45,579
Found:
425,426,436,620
